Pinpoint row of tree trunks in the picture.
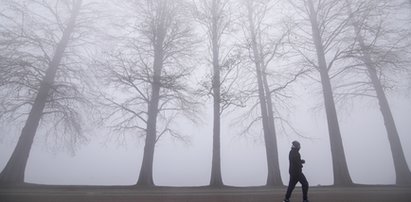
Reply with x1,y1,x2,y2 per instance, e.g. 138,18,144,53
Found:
1,0,409,188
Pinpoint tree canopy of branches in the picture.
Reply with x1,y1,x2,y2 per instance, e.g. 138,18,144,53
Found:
342,0,411,185
0,0,409,188
0,0,96,184
194,0,246,187
240,0,290,186
287,0,354,185
95,0,198,187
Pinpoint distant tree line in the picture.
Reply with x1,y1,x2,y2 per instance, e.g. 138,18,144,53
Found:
0,0,410,187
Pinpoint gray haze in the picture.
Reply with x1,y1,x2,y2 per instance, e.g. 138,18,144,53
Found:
0,0,411,187
1,84,410,186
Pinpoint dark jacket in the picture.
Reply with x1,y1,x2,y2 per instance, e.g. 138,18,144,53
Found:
289,148,303,176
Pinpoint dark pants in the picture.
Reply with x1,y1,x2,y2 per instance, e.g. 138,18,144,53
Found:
285,173,309,200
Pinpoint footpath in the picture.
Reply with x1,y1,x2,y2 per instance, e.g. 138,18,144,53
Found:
0,185,410,202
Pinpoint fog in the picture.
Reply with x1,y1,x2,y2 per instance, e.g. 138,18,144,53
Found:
0,0,411,187
1,85,410,186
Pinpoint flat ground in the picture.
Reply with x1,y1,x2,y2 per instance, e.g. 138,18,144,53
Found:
0,185,410,202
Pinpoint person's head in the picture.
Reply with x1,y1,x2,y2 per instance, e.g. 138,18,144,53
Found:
292,140,301,150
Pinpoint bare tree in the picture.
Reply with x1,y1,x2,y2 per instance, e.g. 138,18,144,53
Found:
287,0,354,185
342,0,411,185
240,0,295,186
194,0,242,187
96,0,198,187
0,0,96,184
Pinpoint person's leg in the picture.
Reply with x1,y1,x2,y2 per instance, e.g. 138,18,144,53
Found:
285,175,299,200
299,173,309,201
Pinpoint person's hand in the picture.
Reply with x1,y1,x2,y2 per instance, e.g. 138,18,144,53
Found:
301,159,305,164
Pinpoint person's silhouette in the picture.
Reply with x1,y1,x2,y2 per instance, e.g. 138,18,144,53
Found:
283,141,309,202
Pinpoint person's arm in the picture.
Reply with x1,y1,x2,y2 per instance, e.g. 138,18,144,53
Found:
296,153,303,168
291,151,303,168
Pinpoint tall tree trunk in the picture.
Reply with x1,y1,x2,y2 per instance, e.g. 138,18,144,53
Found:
351,20,411,185
136,55,162,187
136,79,160,187
0,0,82,185
210,0,223,187
307,0,353,186
136,11,166,187
246,1,279,186
262,70,283,186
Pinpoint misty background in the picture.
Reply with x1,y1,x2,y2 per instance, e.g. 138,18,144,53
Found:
0,0,411,187
1,85,410,186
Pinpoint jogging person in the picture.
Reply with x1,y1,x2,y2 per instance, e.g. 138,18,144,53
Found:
283,141,309,202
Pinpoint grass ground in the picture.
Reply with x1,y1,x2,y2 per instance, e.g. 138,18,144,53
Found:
0,185,410,202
